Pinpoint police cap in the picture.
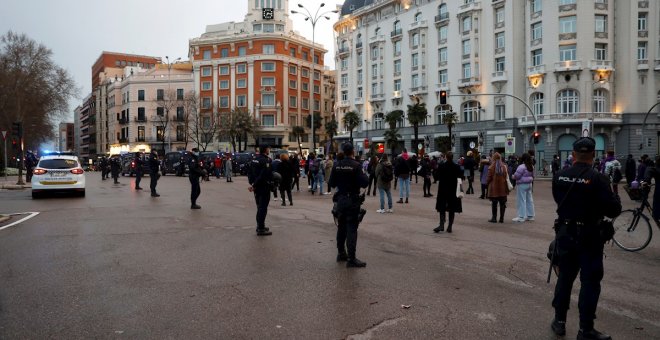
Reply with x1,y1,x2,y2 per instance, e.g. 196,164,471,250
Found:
259,144,270,153
573,137,596,153
341,142,354,153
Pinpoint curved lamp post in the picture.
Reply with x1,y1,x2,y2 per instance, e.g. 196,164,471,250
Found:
291,3,338,151
164,56,181,153
639,101,660,150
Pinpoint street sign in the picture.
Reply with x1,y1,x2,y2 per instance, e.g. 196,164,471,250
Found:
1,131,6,140
469,141,476,149
582,121,592,137
505,137,515,155
417,143,423,150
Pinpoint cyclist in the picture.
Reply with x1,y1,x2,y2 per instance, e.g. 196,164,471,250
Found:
643,155,660,220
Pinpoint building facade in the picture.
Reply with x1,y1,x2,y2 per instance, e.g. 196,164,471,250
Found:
334,0,660,167
189,0,332,153
58,122,74,152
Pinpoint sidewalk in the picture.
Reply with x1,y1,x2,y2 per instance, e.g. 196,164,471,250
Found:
0,175,30,190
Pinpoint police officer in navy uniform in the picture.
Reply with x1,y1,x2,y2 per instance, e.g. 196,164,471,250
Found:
188,148,206,209
249,144,273,236
550,137,621,340
148,150,160,197
134,152,144,190
328,142,369,268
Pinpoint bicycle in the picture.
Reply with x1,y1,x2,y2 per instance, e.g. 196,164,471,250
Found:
612,184,658,251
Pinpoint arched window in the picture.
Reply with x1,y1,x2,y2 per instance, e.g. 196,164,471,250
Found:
557,89,579,113
373,112,384,130
414,13,423,22
393,21,401,33
531,92,544,116
462,101,480,122
341,40,348,50
374,27,381,36
435,105,450,125
593,89,609,112
438,4,448,19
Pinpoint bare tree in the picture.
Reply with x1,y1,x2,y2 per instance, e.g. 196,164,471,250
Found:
180,91,198,150
188,100,220,152
154,89,179,154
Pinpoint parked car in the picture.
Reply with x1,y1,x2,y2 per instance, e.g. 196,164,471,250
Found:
162,151,190,176
121,154,152,177
31,154,85,198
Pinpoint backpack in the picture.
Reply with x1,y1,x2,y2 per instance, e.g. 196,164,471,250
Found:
611,167,623,184
310,159,319,174
381,163,394,182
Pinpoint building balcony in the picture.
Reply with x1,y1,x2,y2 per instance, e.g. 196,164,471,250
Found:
134,116,147,123
391,29,402,38
434,13,450,25
458,77,481,87
392,90,402,99
527,65,546,76
354,97,364,105
369,93,385,102
118,138,128,143
339,100,350,108
369,35,385,44
355,41,363,49
518,112,622,127
589,60,614,71
458,1,481,14
491,71,508,82
554,60,583,72
135,137,146,143
435,82,451,92
337,47,350,56
654,59,660,71
409,86,428,95
173,116,186,122
637,59,649,71
409,20,428,31
118,118,128,125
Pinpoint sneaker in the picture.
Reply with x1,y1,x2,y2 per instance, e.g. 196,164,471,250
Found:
577,328,611,340
256,229,273,236
396,199,404,204
151,193,160,197
191,204,201,209
346,258,367,268
550,319,566,336
386,209,393,213
376,209,385,213
526,217,535,221
512,217,525,222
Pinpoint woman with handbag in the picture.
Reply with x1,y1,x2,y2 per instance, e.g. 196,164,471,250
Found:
487,152,511,223
433,152,463,233
512,153,535,222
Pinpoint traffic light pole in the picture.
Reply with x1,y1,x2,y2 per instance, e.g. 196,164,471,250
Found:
3,138,7,181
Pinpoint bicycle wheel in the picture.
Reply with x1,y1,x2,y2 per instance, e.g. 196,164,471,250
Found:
612,209,653,252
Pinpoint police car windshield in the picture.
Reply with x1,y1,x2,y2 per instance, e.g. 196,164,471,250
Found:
38,159,79,169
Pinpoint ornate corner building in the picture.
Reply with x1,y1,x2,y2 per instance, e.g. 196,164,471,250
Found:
334,0,660,165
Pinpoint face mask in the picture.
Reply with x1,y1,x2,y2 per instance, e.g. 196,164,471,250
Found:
193,152,199,156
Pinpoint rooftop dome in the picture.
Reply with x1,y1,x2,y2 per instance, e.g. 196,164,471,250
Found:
340,0,374,16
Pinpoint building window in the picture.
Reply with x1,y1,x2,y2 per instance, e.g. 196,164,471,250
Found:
462,16,472,32
157,89,164,101
236,95,247,107
156,107,164,116
289,79,297,89
462,101,480,122
236,64,247,74
262,94,275,106
412,53,419,68
341,90,348,101
438,48,447,63
202,67,212,77
340,58,349,69
462,40,471,56
262,77,275,86
253,24,262,32
302,82,309,91
202,81,212,91
638,12,647,31
289,65,297,75
532,0,542,13
394,40,401,55
202,116,211,129
593,89,608,112
157,126,165,142
393,60,401,74
559,16,576,34
557,89,579,113
531,22,542,41
302,51,308,61
238,46,247,56
371,82,378,95
219,80,229,89
438,69,448,83
176,125,184,141
372,64,378,77
261,115,275,127
237,78,247,88
495,57,505,72
412,33,420,48
638,42,647,60
495,7,505,24
136,89,144,101
412,74,420,88
263,44,275,54
357,69,363,83
290,96,297,107
532,49,543,66
595,15,607,33
203,50,211,60
394,79,401,91
438,25,448,42
371,46,378,59
559,0,575,4
530,93,544,115
559,44,576,61
357,87,363,98
202,97,211,109
435,106,449,124
263,24,274,33
221,48,229,58
138,126,145,141
261,62,275,72
438,4,448,20
595,43,607,60
176,107,184,120
462,63,471,78
314,85,320,94
414,12,422,22
302,98,309,109
219,66,230,75
340,74,348,87
495,104,505,121
301,68,309,77
314,71,320,80
495,32,505,49
177,89,184,100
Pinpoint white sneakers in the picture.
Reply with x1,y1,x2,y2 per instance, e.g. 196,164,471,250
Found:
526,217,535,221
512,217,535,222
377,209,394,214
386,208,393,213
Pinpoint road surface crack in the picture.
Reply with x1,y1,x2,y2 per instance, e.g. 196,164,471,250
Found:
345,316,406,340
507,260,533,288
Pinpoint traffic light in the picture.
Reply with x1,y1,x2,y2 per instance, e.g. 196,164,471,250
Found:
439,90,447,105
11,138,17,150
532,131,540,144
11,122,22,139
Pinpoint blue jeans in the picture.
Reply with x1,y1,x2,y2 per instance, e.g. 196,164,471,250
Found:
312,172,324,193
398,177,410,198
379,187,392,210
515,182,535,218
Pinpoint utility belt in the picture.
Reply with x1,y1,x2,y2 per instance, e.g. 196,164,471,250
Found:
554,218,614,242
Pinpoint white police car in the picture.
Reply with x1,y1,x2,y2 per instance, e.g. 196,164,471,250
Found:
31,154,86,198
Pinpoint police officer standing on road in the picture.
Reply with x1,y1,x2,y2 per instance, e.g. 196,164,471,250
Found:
550,137,621,340
134,152,144,190
248,144,273,236
328,142,369,268
188,148,206,209
110,155,121,184
100,156,108,180
148,150,160,197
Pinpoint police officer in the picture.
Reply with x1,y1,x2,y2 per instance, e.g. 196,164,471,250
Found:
100,156,108,180
188,148,206,209
248,144,273,236
110,155,121,184
148,150,160,197
328,142,369,268
550,137,621,340
134,152,144,190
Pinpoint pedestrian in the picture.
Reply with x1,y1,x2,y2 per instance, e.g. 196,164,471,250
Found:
324,154,334,195
479,155,490,199
551,154,561,177
224,154,233,182
419,154,433,197
25,151,37,183
110,155,121,184
134,152,144,190
306,153,314,189
431,156,439,183
636,154,650,181
550,137,621,339
433,151,462,233
487,152,510,223
409,154,419,184
148,150,160,197
604,151,622,195
624,154,636,185
309,153,323,195
392,155,399,190
375,154,394,213
366,156,378,196
100,156,109,180
396,150,411,203
512,153,536,222
328,142,369,267
291,154,300,191
248,144,274,236
278,153,293,206
188,148,206,209
313,154,326,195
563,155,573,170
271,155,282,201
463,151,476,194
214,156,222,178
643,155,660,220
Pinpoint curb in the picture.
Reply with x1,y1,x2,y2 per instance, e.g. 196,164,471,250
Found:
0,215,9,223
1,185,30,190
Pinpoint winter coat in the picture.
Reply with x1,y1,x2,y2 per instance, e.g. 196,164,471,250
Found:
418,159,432,178
513,164,534,184
625,157,636,183
480,161,490,185
463,156,476,178
395,156,411,179
277,159,293,188
375,161,393,190
487,160,510,199
324,159,333,179
435,161,463,213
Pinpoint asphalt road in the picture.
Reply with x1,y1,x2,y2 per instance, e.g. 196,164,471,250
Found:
1,172,659,339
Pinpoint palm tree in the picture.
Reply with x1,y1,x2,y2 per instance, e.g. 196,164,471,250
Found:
292,125,305,154
407,101,428,154
384,110,404,155
324,118,338,153
442,111,459,150
342,110,361,144
385,110,404,130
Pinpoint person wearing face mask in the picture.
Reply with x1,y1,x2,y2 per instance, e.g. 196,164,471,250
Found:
249,144,274,236
188,148,207,209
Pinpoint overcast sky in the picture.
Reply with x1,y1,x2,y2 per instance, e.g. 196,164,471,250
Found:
0,0,344,121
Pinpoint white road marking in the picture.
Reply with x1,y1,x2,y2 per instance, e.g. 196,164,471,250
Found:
0,212,40,231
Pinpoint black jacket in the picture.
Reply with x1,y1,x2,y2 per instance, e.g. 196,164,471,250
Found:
249,154,272,189
328,157,368,195
188,153,205,178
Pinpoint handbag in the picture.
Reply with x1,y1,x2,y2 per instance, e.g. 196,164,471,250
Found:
456,178,465,199
506,175,514,191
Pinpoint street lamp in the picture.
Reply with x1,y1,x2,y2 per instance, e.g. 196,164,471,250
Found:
164,56,181,154
291,3,338,152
